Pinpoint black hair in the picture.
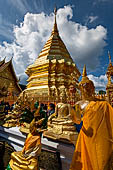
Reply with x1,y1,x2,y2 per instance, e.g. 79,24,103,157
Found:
49,103,55,110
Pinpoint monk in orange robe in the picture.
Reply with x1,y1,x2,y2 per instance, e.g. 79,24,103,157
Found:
70,65,113,170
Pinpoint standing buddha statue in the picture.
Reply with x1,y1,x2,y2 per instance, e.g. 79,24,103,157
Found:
70,65,113,170
70,64,96,127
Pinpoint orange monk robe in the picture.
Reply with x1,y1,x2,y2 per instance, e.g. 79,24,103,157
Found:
9,133,41,170
70,101,113,170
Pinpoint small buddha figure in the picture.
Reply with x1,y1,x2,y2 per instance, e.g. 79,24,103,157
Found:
44,89,77,144
7,118,44,170
70,65,113,170
68,84,77,107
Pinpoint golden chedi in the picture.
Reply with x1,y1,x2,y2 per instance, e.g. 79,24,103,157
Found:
25,7,80,102
43,89,78,144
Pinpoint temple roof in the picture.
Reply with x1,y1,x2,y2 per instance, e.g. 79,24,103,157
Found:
0,58,21,91
35,8,73,62
0,57,5,67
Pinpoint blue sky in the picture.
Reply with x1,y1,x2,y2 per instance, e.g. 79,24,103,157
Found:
0,0,113,90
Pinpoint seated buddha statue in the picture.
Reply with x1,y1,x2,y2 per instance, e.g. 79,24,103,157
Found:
3,98,23,128
7,118,44,170
43,89,77,144
3,94,34,128
49,88,75,120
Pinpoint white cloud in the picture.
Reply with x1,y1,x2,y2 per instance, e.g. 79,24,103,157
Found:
0,5,107,84
88,74,108,90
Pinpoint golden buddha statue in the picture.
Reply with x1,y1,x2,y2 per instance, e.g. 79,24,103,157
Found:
8,118,44,170
43,89,77,144
70,65,96,125
3,98,23,128
19,102,41,134
70,65,113,170
4,95,36,129
48,89,71,120
19,100,40,134
3,92,27,128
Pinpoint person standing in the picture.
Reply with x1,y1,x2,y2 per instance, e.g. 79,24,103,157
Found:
48,103,55,117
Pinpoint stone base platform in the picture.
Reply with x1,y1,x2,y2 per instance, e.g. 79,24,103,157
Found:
0,126,78,170
0,126,26,151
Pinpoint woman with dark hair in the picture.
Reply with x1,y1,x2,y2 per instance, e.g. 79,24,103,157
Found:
48,103,55,116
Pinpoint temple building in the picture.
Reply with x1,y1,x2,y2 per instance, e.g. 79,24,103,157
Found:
0,58,21,104
25,8,81,103
106,52,113,106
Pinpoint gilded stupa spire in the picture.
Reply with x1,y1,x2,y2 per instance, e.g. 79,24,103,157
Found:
82,64,87,77
108,51,112,66
51,7,59,35
35,6,74,61
54,6,57,22
79,65,89,84
107,51,113,85
79,65,95,96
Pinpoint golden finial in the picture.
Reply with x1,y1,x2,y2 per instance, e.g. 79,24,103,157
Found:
54,6,57,16
82,64,87,77
54,6,57,25
108,51,112,64
79,64,89,84
51,6,58,35
78,65,95,97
